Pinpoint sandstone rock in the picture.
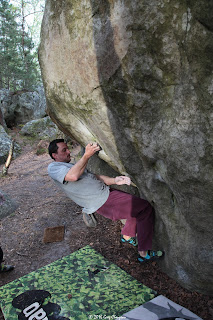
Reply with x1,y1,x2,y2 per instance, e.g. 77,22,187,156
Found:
39,0,213,295
0,125,21,165
0,87,47,127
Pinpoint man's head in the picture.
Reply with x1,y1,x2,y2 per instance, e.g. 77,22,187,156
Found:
48,139,71,162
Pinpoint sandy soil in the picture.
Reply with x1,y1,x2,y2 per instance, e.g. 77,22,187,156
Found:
0,133,212,320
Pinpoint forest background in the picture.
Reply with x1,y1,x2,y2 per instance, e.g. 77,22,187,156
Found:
0,0,45,91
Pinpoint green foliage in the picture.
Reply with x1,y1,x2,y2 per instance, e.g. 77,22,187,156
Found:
0,0,42,91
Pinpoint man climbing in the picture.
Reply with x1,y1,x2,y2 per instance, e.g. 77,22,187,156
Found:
48,139,164,263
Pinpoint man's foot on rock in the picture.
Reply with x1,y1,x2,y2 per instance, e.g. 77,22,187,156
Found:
138,250,164,263
82,212,97,228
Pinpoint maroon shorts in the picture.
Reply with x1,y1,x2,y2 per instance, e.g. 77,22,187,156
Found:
97,189,154,251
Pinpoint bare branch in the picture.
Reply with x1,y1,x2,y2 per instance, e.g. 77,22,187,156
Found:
24,11,44,19
2,140,14,176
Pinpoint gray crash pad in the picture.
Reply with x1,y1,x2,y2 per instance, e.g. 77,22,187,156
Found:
118,294,203,320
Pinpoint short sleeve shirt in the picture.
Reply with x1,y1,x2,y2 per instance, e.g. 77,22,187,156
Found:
48,162,109,214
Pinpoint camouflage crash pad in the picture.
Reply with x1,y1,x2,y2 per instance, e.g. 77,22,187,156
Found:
0,246,155,320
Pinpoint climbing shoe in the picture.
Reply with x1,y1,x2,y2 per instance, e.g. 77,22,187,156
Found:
121,235,138,246
82,212,97,228
138,250,164,263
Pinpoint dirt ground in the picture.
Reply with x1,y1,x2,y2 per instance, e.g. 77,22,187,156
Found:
0,132,212,320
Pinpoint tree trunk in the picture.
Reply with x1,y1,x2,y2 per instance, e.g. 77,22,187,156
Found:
2,140,14,176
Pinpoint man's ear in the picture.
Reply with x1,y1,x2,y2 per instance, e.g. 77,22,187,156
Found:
52,153,57,161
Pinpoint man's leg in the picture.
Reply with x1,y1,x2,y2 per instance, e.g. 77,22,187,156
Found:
97,189,154,250
130,197,154,251
97,190,163,262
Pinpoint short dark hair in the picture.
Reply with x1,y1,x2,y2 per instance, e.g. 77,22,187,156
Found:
48,139,65,160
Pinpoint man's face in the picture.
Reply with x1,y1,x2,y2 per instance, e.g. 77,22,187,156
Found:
53,142,71,162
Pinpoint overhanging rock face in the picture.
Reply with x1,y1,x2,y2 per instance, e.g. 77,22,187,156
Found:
39,0,213,295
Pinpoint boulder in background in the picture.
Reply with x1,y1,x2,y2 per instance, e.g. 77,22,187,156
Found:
0,125,21,165
0,87,47,128
20,116,62,140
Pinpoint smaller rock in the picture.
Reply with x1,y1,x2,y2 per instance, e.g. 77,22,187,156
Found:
0,189,18,219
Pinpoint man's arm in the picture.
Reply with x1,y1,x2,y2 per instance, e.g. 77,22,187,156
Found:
96,175,131,186
65,143,100,182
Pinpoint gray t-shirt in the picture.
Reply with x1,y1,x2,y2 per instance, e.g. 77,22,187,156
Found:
48,162,109,214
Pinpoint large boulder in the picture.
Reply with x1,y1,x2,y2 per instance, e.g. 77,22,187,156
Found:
0,87,47,128
39,0,213,295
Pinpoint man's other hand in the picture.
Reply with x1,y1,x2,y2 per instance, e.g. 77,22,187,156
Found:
115,176,131,186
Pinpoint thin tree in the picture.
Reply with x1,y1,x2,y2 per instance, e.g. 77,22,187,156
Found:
0,0,42,91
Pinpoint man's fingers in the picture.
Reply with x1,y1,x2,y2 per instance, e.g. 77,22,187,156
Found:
89,142,98,147
123,177,131,185
90,142,100,151
86,143,100,154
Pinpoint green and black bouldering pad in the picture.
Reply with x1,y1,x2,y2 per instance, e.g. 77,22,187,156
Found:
0,246,155,320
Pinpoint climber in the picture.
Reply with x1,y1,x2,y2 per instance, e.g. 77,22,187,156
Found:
47,139,164,263
0,246,14,273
